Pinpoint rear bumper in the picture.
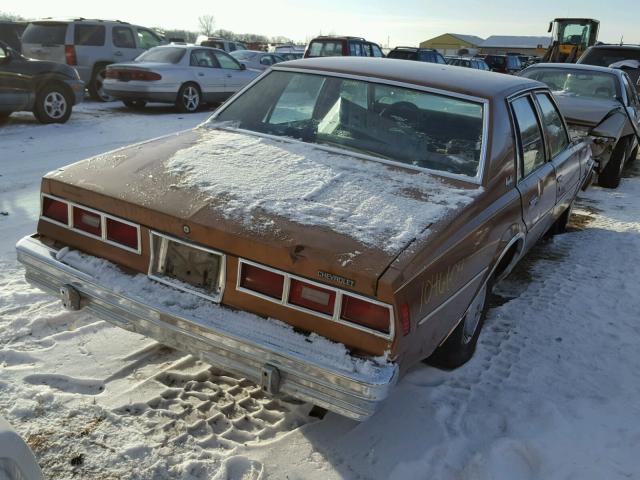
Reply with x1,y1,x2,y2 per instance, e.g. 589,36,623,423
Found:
103,88,177,103
16,235,397,421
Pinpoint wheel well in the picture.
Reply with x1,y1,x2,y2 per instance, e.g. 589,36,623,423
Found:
180,81,201,92
37,79,73,101
493,237,523,281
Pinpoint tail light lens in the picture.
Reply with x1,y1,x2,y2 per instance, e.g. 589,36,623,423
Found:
340,295,391,334
131,71,162,81
72,207,102,237
42,196,69,224
240,263,285,300
64,45,77,65
106,218,139,250
288,279,335,316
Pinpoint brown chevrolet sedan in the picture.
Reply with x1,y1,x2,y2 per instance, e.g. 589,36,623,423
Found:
17,57,593,420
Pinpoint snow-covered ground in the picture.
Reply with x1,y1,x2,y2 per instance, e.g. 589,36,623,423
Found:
1,102,640,479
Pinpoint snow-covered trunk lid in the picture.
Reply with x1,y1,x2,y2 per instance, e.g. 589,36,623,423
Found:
42,128,480,297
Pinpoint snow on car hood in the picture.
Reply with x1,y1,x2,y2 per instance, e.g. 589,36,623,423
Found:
166,128,481,254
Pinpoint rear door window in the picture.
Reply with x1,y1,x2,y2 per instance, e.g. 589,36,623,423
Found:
22,23,67,45
511,96,546,177
112,27,136,48
190,49,219,68
213,51,241,70
349,41,363,56
371,44,384,57
419,51,435,62
535,93,569,159
308,41,344,57
74,25,105,46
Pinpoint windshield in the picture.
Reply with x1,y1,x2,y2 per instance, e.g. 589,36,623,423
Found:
135,47,185,64
521,68,619,100
22,23,67,45
580,48,640,67
230,50,257,61
211,71,485,179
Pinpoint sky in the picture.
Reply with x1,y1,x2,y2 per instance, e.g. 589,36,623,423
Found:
4,0,639,46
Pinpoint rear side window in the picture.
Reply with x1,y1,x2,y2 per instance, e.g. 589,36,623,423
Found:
74,25,105,46
22,23,67,45
418,51,435,62
371,44,384,57
535,93,569,158
349,42,363,56
112,27,135,48
389,50,417,60
511,96,545,177
308,41,344,57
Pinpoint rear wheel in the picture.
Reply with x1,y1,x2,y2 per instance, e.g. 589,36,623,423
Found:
598,137,628,188
175,83,201,113
123,100,147,109
89,64,114,102
426,279,491,369
33,84,72,124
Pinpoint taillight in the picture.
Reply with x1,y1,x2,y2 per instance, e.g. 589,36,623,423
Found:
340,295,391,334
400,303,411,335
132,71,161,81
106,218,138,250
239,263,285,299
72,207,102,237
42,196,68,225
105,69,117,79
64,45,77,65
106,69,161,81
288,279,335,316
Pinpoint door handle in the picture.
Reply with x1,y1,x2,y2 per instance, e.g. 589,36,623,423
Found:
529,196,539,207
198,72,204,77
537,178,544,196
226,74,232,78
114,51,123,56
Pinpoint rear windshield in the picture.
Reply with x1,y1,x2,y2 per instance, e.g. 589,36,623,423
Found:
135,47,185,64
521,68,619,100
212,71,485,179
22,22,67,45
387,50,418,60
488,56,505,66
580,47,640,67
506,56,521,68
307,41,344,57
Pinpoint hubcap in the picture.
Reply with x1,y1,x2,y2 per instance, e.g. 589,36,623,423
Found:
183,86,200,111
462,283,487,344
43,91,67,119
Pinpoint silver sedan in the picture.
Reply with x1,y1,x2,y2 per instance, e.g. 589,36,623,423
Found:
103,45,260,112
230,50,286,71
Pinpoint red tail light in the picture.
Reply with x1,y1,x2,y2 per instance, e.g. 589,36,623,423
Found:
400,303,411,335
239,263,285,299
64,45,77,65
42,197,68,225
106,218,139,250
106,69,161,81
340,295,391,334
288,279,335,316
72,207,102,237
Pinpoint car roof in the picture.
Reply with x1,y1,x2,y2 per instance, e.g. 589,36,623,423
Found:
275,57,543,99
524,62,623,76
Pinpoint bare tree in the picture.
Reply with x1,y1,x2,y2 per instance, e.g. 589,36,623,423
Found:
198,15,215,37
0,11,26,21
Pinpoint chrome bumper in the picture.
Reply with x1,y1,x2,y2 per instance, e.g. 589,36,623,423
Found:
16,235,397,421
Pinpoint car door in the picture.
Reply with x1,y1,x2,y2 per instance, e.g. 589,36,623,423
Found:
511,94,557,237
212,50,252,94
189,49,225,101
533,92,580,212
0,45,33,111
111,26,139,62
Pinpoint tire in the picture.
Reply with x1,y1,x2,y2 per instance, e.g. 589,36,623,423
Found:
598,137,628,189
549,201,573,236
88,64,114,102
33,84,72,124
426,279,491,370
628,144,638,165
175,83,201,113
123,100,147,109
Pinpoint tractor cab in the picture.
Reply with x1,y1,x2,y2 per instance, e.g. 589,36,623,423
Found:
543,18,600,63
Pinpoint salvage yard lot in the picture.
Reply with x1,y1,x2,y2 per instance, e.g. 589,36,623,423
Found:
1,102,640,479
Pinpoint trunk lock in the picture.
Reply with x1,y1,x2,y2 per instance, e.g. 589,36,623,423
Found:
260,364,281,394
60,284,81,311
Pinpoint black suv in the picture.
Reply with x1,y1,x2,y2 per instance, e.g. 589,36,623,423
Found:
304,36,384,58
484,54,522,74
0,41,84,124
386,47,446,64
578,44,640,85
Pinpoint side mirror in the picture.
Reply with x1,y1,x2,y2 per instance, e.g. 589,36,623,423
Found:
240,63,246,70
548,22,553,33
